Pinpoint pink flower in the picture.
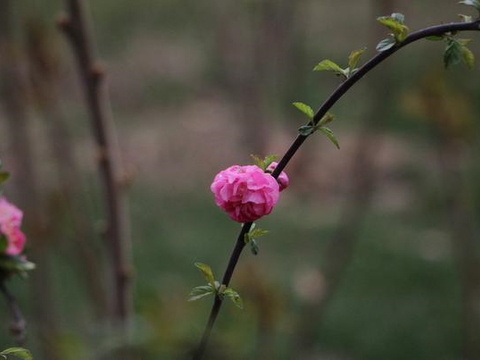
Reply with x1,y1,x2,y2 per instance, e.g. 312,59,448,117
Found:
266,162,290,191
211,165,280,223
0,197,26,256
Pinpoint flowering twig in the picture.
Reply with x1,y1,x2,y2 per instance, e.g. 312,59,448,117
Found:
57,0,132,328
0,280,26,346
193,19,480,359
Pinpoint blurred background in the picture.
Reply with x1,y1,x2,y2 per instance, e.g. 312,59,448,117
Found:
1,0,480,359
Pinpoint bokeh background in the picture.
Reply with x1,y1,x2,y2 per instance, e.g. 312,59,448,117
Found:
1,0,480,359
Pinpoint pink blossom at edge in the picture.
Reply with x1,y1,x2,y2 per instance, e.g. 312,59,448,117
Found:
0,197,26,256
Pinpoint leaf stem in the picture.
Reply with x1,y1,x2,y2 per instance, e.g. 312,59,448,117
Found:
193,20,480,359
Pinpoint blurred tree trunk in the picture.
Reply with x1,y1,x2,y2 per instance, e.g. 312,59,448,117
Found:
213,0,300,155
294,0,395,356
437,141,480,360
25,19,109,321
0,2,61,359
417,78,480,360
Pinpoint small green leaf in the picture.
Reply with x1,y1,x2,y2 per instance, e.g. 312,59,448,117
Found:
188,285,215,301
298,125,316,136
0,348,33,360
319,127,340,149
377,14,409,42
250,154,277,171
0,236,7,253
223,288,244,309
426,35,444,41
249,228,269,239
376,37,396,52
250,239,259,255
0,256,35,273
0,172,10,184
313,60,348,78
460,44,475,69
263,155,278,170
250,155,264,169
458,14,473,22
459,0,480,12
348,48,366,71
292,102,314,120
194,263,215,288
391,13,405,24
444,39,463,68
318,112,335,127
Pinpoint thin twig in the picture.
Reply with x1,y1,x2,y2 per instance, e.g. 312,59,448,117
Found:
0,280,26,346
193,20,480,359
57,0,132,327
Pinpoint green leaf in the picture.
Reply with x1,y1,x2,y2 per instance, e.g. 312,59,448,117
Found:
459,0,480,12
319,127,340,149
223,288,244,309
444,38,474,69
376,37,396,52
298,125,316,136
313,60,348,78
377,14,409,42
426,35,444,41
391,13,405,24
0,236,7,253
0,172,9,184
188,285,215,301
292,102,314,120
250,239,259,255
458,14,473,22
249,228,269,239
461,44,475,69
250,155,264,169
348,48,366,71
444,39,463,68
0,256,35,273
194,263,215,288
318,112,335,127
250,154,278,171
263,155,277,170
0,348,33,360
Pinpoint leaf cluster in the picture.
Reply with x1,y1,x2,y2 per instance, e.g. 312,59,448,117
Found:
244,223,268,255
188,263,243,309
313,48,366,80
427,34,475,69
293,102,339,149
376,13,409,52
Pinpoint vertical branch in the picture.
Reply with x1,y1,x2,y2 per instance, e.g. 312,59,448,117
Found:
0,280,26,346
26,20,109,321
57,0,132,327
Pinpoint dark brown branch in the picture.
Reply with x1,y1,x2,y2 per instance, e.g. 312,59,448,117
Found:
193,20,480,359
0,280,26,346
57,0,132,326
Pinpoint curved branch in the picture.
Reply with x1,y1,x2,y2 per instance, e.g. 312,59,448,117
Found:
0,280,26,346
194,20,480,359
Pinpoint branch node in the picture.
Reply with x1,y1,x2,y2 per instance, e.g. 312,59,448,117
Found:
91,63,105,82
